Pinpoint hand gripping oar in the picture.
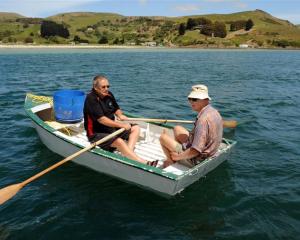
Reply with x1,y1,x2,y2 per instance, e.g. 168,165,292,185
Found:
0,128,125,205
126,118,238,128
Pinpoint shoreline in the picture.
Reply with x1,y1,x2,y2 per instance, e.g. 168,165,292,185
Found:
0,44,151,49
0,44,299,51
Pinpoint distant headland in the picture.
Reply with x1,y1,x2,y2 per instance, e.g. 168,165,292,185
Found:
0,9,300,49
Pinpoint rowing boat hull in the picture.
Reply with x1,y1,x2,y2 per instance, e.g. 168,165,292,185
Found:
33,120,181,196
25,94,236,196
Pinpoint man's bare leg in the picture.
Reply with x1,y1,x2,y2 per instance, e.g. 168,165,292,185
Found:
127,125,140,151
159,130,180,168
111,137,147,164
173,125,189,143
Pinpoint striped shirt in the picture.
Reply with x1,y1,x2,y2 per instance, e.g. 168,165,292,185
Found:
186,104,223,161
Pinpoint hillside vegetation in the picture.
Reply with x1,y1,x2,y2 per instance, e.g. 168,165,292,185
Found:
0,10,300,48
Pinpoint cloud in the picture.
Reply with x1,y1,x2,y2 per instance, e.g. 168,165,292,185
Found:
174,4,200,13
0,0,101,17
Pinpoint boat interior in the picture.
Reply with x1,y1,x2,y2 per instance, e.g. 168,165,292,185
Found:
33,104,229,176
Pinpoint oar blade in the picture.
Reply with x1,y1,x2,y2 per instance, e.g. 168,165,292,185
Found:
0,183,23,205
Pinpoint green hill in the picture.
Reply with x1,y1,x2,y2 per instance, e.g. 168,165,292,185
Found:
0,12,25,20
0,10,300,48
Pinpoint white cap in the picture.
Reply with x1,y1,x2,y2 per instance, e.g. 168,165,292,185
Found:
188,84,211,100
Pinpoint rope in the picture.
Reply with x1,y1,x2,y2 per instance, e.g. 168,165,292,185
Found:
27,93,53,105
27,93,72,136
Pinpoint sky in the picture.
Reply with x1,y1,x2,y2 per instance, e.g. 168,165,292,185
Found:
0,0,299,24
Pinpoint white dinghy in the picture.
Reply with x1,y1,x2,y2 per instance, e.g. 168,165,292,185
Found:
24,93,236,197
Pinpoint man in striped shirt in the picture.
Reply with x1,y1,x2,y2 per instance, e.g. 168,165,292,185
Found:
160,84,223,168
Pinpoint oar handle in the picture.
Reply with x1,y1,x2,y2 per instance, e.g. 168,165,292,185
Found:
126,118,193,124
126,118,237,128
21,128,125,187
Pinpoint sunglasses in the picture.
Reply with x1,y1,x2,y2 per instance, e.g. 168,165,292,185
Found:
100,85,110,89
188,98,199,102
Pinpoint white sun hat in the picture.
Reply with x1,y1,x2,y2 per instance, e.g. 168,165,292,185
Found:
188,84,211,100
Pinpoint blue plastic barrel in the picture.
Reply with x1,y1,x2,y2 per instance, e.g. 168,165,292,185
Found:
53,90,85,123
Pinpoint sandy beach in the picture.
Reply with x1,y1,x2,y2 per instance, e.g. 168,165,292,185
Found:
0,44,160,49
0,44,298,50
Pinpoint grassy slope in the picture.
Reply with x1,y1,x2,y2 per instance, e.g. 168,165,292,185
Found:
48,12,124,29
1,10,300,47
174,10,300,46
0,12,25,20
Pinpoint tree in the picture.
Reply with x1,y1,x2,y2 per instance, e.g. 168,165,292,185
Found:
200,21,226,38
186,18,197,30
24,37,34,43
230,20,247,31
214,22,227,38
178,23,186,35
272,39,289,48
73,35,81,43
113,37,120,44
40,21,69,38
98,36,108,44
196,17,212,26
8,37,17,43
201,23,214,36
245,19,254,31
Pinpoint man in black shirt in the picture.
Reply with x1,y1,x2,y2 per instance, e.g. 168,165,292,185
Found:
84,75,154,165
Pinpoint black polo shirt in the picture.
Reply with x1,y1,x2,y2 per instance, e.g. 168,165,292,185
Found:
83,89,120,138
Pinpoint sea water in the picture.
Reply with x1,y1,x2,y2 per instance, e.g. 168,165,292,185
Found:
0,48,299,240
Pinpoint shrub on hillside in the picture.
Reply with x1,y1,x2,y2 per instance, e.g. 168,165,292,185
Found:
197,17,212,26
16,18,43,24
98,36,108,44
113,37,120,44
201,24,214,36
245,19,254,31
213,21,227,38
8,37,17,43
72,35,90,44
272,39,289,48
186,17,212,30
230,19,254,31
78,38,89,44
40,21,69,38
201,22,227,38
73,35,81,43
24,37,34,43
289,41,300,48
0,30,14,38
186,18,197,30
230,20,247,31
178,23,186,35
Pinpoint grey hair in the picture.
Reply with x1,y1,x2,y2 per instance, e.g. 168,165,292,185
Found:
93,75,107,88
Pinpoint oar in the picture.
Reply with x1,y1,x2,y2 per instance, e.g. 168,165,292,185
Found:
0,128,125,205
126,118,238,128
